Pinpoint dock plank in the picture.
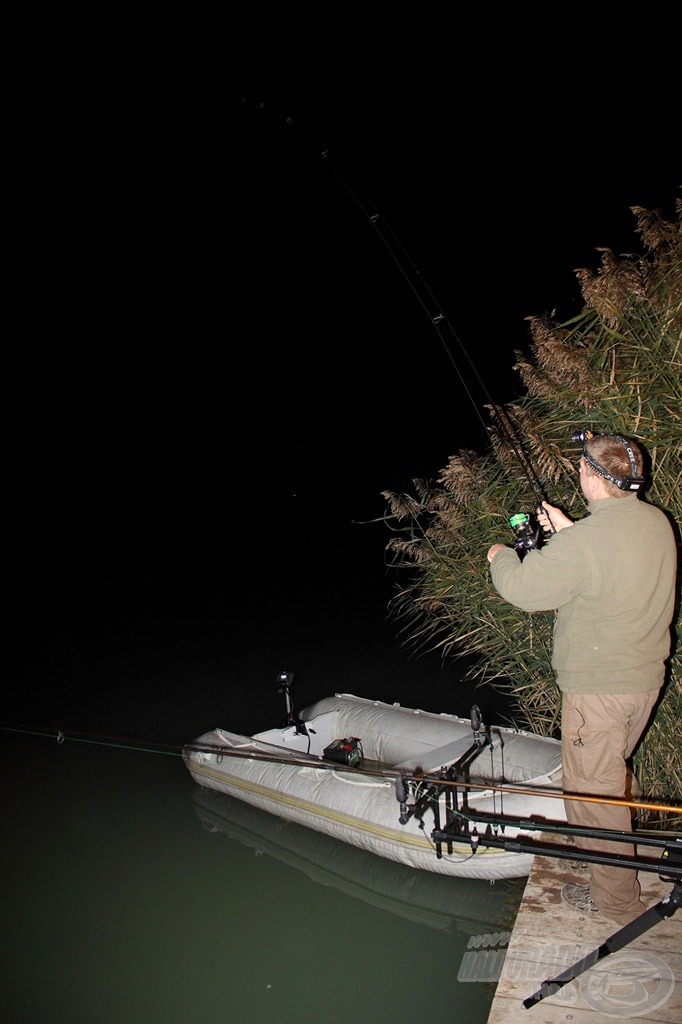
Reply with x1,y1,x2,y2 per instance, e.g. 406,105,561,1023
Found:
486,838,681,1022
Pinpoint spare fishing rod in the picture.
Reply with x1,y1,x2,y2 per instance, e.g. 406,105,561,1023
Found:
14,724,679,824
241,97,555,548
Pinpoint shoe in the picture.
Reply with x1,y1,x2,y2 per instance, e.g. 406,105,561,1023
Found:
561,883,599,914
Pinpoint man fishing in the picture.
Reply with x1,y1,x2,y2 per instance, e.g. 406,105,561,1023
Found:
486,431,677,925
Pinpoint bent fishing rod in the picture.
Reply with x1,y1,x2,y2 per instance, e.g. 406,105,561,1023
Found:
240,97,553,526
242,106,654,550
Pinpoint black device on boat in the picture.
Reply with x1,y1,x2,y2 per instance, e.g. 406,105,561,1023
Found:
276,670,308,736
323,737,364,767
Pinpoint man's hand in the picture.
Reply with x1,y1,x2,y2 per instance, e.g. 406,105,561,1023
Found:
537,500,574,533
487,543,507,564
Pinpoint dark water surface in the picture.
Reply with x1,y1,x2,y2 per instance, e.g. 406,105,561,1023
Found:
1,727,522,1024
2,515,522,1023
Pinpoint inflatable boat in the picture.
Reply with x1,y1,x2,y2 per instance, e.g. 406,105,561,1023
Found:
183,683,566,881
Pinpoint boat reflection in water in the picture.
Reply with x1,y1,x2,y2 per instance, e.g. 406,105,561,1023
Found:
191,787,522,936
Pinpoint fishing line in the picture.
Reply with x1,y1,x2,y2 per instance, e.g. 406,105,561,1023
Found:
241,97,550,506
0,722,181,757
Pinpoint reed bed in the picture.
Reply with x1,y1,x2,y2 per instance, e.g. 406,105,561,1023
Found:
382,194,682,823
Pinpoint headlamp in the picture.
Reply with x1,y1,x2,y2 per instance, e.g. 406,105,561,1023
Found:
572,429,644,492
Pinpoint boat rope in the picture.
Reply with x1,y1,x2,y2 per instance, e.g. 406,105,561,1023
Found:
4,721,681,820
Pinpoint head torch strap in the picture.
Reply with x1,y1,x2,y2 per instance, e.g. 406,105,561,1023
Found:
582,435,644,491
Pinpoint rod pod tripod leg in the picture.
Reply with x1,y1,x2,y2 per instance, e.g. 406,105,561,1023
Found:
522,881,681,1009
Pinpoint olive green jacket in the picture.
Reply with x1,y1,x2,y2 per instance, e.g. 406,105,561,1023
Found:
490,494,677,694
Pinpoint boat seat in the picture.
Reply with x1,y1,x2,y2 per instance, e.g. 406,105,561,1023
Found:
393,736,477,775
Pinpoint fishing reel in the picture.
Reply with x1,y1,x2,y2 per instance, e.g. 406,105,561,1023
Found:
509,512,543,560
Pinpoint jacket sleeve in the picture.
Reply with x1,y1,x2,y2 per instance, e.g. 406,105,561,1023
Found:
489,527,590,612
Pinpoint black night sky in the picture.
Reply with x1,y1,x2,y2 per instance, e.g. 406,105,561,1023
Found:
3,84,680,738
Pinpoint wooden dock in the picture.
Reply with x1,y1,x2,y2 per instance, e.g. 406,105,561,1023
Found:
486,839,681,1022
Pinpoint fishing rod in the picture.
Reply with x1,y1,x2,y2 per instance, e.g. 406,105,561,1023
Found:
4,719,680,816
240,97,554,543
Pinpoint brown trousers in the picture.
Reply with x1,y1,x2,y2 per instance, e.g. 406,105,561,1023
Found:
561,690,659,925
